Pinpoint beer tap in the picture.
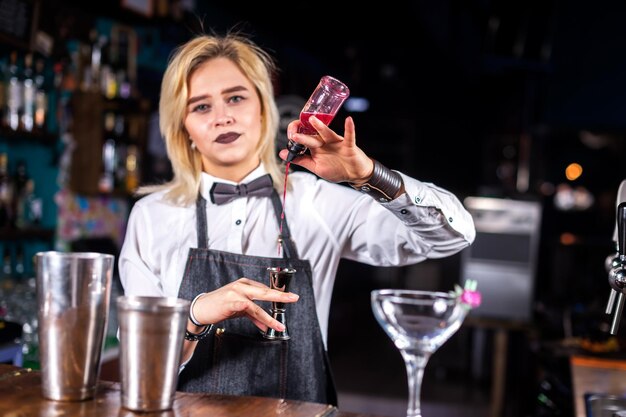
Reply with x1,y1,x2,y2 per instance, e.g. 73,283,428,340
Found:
606,244,620,314
607,201,626,334
606,179,626,333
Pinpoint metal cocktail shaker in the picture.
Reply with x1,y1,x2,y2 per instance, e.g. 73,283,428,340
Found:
117,295,189,412
35,251,114,401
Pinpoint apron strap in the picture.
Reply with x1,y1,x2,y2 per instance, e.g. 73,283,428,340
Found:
270,190,299,260
196,194,209,249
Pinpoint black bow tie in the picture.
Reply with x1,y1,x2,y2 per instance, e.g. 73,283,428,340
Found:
209,174,274,205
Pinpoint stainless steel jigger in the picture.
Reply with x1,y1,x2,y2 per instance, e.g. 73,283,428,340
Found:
264,267,296,340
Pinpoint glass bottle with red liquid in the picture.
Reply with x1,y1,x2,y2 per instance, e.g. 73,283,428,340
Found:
285,75,350,162
279,76,350,256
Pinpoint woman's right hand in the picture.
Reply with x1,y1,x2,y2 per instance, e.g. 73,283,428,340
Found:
191,278,299,333
279,116,374,185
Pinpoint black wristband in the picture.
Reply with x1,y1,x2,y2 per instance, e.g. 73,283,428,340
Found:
350,159,403,202
184,324,212,342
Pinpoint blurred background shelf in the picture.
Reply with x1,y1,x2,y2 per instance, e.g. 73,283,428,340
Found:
0,227,54,241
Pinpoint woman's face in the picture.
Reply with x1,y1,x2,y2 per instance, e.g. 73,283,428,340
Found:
184,57,263,180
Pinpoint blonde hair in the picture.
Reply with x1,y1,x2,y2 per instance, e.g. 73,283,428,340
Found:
138,32,284,205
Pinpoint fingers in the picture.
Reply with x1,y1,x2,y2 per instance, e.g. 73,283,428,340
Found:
342,116,356,147
193,278,298,326
231,299,287,333
287,116,343,150
308,116,344,146
286,120,300,139
234,277,268,288
232,278,299,303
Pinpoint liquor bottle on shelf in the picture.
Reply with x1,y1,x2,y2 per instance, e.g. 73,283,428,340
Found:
125,116,142,193
0,59,6,126
79,30,96,93
6,51,23,131
98,111,116,193
113,113,128,191
13,243,24,281
1,245,12,282
16,179,42,228
90,31,107,94
22,53,35,132
12,160,37,230
0,153,14,228
12,159,28,193
111,27,132,99
0,244,13,321
99,36,118,99
34,57,48,133
125,144,140,192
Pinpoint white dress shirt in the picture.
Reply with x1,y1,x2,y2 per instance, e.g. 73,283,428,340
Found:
119,164,476,346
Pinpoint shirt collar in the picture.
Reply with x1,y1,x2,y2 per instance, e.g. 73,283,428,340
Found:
199,164,269,202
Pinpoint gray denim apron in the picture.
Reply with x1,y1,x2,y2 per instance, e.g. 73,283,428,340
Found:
176,191,337,405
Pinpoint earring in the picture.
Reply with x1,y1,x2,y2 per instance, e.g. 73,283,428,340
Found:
189,136,196,150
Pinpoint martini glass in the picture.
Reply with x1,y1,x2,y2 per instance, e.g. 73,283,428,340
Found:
371,289,468,417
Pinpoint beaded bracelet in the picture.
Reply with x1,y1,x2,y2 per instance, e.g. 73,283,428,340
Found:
184,324,212,342
350,159,403,203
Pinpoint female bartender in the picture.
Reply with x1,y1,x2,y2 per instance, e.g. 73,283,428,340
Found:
119,32,476,405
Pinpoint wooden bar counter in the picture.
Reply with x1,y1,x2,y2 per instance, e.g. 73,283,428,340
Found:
570,355,626,417
0,364,380,417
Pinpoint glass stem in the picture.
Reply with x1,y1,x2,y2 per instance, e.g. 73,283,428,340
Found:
400,350,430,417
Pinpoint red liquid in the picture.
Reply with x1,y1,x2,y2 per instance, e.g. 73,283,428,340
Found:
278,162,291,257
298,112,335,135
279,112,334,254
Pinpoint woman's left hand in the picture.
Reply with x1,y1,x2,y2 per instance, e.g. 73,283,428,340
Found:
279,116,374,184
